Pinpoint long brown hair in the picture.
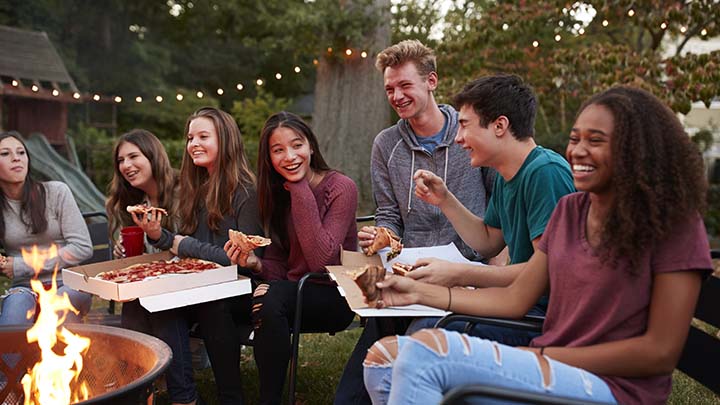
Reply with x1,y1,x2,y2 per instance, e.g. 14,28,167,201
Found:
257,111,331,243
106,129,179,244
179,107,255,234
0,131,47,240
577,87,707,273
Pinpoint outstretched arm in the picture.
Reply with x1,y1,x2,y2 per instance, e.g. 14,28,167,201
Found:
414,169,505,258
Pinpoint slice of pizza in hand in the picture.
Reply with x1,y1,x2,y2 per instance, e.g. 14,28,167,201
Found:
228,229,272,254
366,227,403,261
348,264,386,308
126,204,168,216
391,262,415,276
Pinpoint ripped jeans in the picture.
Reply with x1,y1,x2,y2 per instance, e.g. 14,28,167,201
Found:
363,329,617,405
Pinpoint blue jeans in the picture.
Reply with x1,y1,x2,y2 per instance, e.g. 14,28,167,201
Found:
364,330,617,405
406,305,545,347
0,285,91,325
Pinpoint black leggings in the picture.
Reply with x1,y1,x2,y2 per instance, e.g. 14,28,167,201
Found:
252,280,355,405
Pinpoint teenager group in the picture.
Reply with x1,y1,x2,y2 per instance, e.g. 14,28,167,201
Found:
0,38,712,405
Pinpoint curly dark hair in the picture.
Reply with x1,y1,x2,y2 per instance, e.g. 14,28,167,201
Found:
578,86,707,273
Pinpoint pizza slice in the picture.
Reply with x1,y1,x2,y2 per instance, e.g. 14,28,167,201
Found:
228,229,272,253
126,204,168,216
348,264,386,308
96,257,220,283
391,262,415,276
366,227,403,261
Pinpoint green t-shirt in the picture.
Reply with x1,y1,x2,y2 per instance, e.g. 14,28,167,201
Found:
484,146,575,265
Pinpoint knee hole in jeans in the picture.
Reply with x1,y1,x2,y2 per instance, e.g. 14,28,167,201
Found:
491,342,501,365
251,284,270,329
460,334,471,355
409,329,447,355
364,336,398,367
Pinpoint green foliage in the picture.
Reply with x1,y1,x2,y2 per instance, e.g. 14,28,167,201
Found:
705,184,720,240
390,0,441,47
691,129,715,153
70,123,115,193
434,1,720,145
231,88,291,171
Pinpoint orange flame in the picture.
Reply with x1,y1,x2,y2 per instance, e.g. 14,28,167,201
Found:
20,245,91,405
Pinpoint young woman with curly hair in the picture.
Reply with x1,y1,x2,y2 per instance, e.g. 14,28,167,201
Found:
362,86,713,405
136,107,263,405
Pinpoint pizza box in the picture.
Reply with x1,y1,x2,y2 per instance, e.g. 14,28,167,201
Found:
326,248,451,318
139,275,251,312
62,251,237,301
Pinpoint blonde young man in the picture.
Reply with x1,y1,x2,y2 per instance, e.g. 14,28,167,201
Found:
335,40,496,405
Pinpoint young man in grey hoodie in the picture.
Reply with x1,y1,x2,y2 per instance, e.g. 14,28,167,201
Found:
335,39,497,405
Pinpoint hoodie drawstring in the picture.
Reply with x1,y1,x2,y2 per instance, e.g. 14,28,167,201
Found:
407,147,449,214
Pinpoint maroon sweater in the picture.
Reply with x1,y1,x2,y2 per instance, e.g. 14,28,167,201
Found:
259,171,358,282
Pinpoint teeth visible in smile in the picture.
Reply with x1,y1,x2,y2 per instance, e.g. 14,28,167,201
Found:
573,164,595,172
285,163,301,171
396,101,411,108
126,171,138,178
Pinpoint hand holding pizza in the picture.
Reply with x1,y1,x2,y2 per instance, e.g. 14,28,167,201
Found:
224,240,261,272
128,205,166,240
0,254,13,278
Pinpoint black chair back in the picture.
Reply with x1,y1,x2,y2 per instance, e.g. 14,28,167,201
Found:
676,249,720,394
81,211,111,265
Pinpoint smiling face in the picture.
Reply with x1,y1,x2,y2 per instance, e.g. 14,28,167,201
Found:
186,117,220,173
383,62,437,121
0,136,29,187
455,105,498,168
566,103,614,195
268,126,314,183
116,141,154,192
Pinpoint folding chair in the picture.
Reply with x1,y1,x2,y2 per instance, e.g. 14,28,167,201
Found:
81,211,113,314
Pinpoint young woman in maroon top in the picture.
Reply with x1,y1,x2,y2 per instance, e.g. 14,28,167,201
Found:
225,111,357,405
361,86,712,405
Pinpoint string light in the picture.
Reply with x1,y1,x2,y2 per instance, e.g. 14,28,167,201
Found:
680,26,687,33
294,66,301,73
602,19,609,27
196,91,204,98
52,89,59,96
135,96,142,103
660,22,667,30
256,79,264,86
31,85,39,92
554,34,561,42
11,80,18,87
93,94,100,101
156,95,163,102
502,23,509,31
627,9,635,17
345,49,352,56
701,28,708,36
176,93,184,101
532,40,539,48
114,96,122,103
217,88,224,95
72,92,80,99
313,59,319,65
275,73,282,80
236,83,244,91
361,51,368,58
579,28,585,35
327,47,333,53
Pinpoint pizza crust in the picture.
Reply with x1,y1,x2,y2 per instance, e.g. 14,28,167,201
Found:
366,227,403,260
348,264,386,308
126,204,168,216
228,229,271,252
96,257,220,283
391,262,414,276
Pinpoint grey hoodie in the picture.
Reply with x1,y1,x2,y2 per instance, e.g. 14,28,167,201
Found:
370,104,495,261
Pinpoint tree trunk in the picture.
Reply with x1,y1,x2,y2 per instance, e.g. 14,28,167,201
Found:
312,0,391,215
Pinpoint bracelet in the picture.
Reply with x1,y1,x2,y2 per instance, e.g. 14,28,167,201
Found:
540,346,545,356
445,286,452,311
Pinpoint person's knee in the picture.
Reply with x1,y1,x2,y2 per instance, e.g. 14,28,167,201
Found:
364,336,398,366
409,328,448,355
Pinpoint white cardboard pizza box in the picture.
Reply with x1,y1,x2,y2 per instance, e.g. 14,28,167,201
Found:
139,276,251,312
326,248,451,318
62,251,237,301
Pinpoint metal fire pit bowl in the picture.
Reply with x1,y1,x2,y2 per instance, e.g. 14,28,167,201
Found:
0,323,172,405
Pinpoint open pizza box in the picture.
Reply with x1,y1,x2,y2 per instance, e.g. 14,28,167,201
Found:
326,248,451,318
63,251,250,311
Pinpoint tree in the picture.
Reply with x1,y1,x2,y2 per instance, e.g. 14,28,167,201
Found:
436,0,720,152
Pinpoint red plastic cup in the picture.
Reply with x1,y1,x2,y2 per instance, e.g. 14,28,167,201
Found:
121,226,145,257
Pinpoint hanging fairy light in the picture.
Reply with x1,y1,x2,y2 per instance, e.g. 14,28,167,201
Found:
31,85,39,92
155,95,163,102
217,88,224,95
236,83,244,91
72,92,81,99
660,22,667,30
256,79,264,86
11,80,18,87
701,28,708,36
627,9,635,17
52,89,59,96
554,34,561,42
93,94,100,101
196,91,204,98
275,73,282,80
114,96,122,103
602,19,609,27
135,96,142,103
294,66,301,73
345,49,352,56
680,26,687,33
532,40,539,48
176,93,184,101
361,51,368,58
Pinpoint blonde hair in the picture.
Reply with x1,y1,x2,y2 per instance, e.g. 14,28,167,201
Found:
375,39,436,77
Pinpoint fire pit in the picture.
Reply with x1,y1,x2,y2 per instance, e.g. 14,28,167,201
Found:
0,323,172,405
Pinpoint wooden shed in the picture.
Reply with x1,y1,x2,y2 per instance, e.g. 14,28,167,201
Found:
0,25,82,145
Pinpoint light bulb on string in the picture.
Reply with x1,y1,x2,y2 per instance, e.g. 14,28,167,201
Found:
156,96,163,102
114,96,122,103
294,66,301,73
176,93,184,101
554,34,561,42
627,9,634,17
275,73,282,80
72,92,81,99
345,49,352,56
256,79,264,86
532,40,539,48
361,51,368,58
31,85,39,92
602,19,609,27
196,91,204,98
217,88,224,95
93,94,100,101
52,89,59,96
135,96,142,103
236,83,244,91
11,80,18,87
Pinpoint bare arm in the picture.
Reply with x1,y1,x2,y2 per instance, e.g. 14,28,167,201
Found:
540,271,702,377
414,169,505,257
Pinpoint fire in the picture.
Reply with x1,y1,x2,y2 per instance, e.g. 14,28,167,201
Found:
20,245,91,405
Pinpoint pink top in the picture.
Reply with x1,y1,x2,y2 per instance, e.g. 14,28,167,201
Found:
534,192,712,405
260,171,358,282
